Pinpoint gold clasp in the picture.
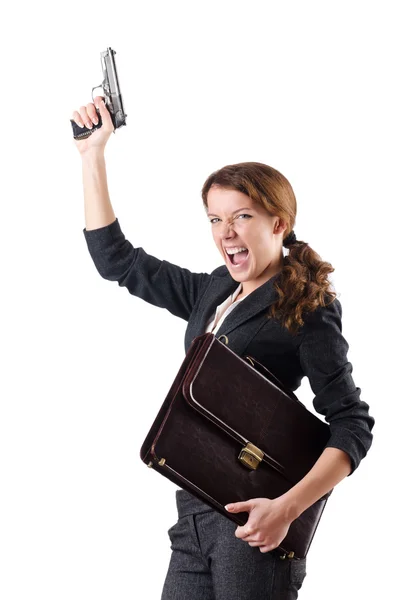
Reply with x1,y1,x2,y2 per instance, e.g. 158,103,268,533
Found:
238,442,264,470
147,457,166,468
280,551,295,560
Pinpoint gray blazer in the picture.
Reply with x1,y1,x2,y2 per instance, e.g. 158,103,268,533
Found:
83,218,374,474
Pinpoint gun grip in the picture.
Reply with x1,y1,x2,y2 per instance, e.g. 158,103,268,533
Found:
70,108,116,140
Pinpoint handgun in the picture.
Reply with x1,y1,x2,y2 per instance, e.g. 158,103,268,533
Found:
70,47,127,140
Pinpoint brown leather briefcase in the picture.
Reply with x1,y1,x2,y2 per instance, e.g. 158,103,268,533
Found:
140,332,332,559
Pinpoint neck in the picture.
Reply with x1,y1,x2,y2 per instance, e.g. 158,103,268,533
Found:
239,263,283,298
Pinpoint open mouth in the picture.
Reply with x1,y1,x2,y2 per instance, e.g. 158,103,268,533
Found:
225,249,250,268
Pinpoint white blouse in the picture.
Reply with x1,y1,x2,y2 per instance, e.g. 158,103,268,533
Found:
204,283,247,335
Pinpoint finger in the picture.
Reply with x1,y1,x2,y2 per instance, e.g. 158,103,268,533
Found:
86,102,99,125
236,527,257,540
248,539,266,547
71,110,85,128
79,106,93,129
259,545,275,553
96,97,114,129
235,524,256,539
225,500,253,513
93,95,105,107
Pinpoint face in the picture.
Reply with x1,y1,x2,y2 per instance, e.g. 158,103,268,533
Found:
207,186,287,295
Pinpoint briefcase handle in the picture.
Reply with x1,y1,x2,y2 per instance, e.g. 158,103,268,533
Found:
244,354,306,409
217,334,300,405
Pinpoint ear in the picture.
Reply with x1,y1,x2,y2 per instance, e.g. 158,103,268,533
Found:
274,217,288,236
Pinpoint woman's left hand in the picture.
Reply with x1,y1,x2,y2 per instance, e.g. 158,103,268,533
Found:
225,497,293,553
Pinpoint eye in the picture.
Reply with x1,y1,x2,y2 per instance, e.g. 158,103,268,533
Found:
209,214,252,224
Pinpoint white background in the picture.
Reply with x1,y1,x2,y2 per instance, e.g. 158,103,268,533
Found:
1,1,395,598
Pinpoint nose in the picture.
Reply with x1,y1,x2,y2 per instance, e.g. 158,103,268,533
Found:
219,220,236,240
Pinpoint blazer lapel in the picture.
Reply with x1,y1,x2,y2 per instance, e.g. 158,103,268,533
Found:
189,270,240,341
185,266,281,353
215,271,280,339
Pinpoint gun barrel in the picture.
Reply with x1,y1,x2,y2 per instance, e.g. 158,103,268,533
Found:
100,47,127,129
101,47,121,95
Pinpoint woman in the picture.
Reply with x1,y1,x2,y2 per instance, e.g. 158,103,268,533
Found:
72,97,374,599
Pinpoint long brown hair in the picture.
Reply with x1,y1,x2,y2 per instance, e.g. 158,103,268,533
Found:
201,161,337,335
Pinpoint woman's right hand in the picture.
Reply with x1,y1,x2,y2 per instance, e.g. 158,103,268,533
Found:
71,95,115,155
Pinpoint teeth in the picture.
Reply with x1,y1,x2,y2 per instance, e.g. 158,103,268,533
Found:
225,247,248,255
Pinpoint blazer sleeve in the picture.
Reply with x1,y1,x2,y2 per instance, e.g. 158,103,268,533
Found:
83,218,212,321
297,297,374,475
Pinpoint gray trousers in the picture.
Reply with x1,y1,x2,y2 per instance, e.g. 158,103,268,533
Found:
161,490,307,600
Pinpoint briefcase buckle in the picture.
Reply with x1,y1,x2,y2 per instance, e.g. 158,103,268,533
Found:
238,443,264,470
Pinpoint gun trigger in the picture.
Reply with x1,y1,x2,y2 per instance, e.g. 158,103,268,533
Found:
91,84,104,103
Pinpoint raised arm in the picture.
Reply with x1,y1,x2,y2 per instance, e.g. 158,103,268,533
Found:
73,97,212,321
83,218,211,321
72,95,118,230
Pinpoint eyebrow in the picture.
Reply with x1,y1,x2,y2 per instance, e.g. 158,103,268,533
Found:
207,207,254,217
